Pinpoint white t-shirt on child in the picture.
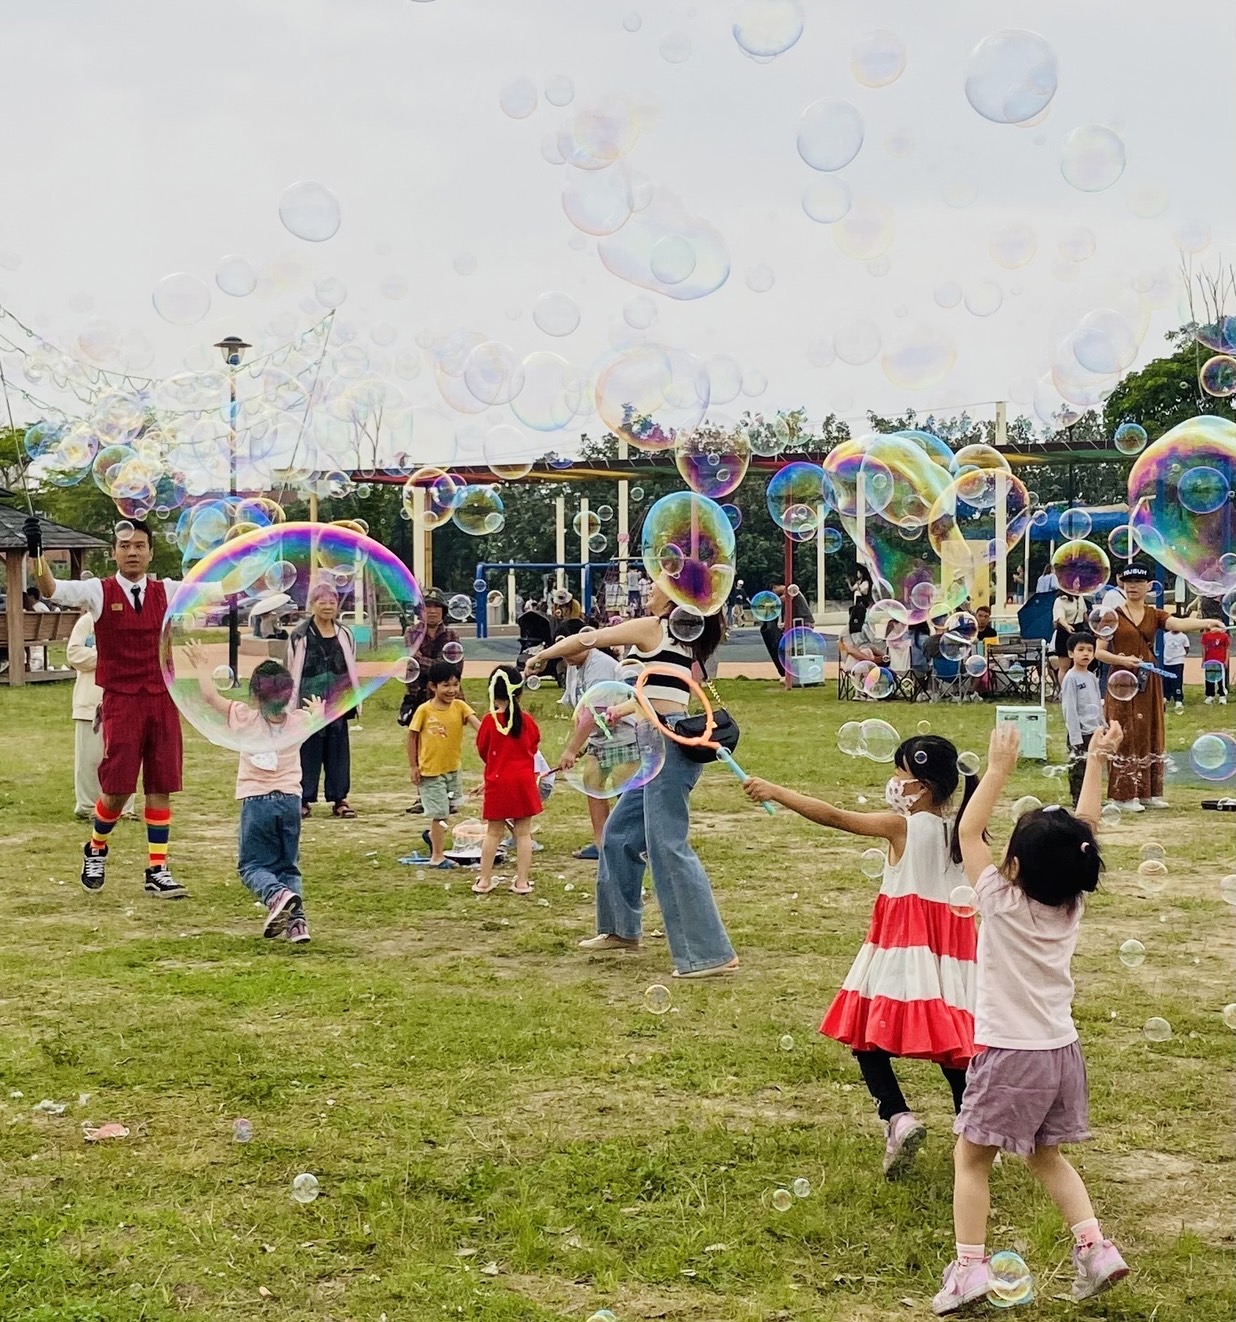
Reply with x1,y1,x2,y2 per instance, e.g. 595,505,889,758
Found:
973,863,1081,1051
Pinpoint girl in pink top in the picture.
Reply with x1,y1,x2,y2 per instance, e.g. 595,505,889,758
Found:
932,720,1130,1316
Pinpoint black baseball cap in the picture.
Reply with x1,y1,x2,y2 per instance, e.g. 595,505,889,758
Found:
1116,564,1150,582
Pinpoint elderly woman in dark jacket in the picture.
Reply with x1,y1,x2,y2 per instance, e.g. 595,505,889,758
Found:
288,583,361,818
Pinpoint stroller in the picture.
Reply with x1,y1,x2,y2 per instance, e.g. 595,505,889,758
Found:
516,608,563,685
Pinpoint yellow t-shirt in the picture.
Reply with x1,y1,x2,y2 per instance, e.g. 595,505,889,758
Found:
410,698,475,777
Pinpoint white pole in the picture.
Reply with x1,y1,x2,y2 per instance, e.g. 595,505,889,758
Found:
555,494,566,593
579,495,590,570
1023,515,1032,600
995,400,1008,447
617,436,630,601
855,470,868,578
507,567,516,624
995,470,1009,610
412,485,427,589
815,502,827,616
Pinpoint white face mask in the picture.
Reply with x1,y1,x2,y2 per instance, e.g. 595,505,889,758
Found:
885,776,925,814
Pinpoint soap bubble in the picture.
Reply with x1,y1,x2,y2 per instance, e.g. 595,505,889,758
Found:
1087,606,1118,638
1190,732,1236,781
860,847,886,878
211,665,237,693
279,180,341,241
640,491,736,615
668,606,705,642
232,1117,253,1143
964,30,1058,125
779,1034,795,1051
532,291,582,338
499,76,537,119
598,190,730,301
1107,670,1140,702
1138,859,1168,882
152,273,211,325
1061,126,1127,193
957,751,981,776
1142,1017,1172,1043
852,659,895,700
644,984,671,1015
1178,465,1230,515
802,178,852,224
674,422,751,499
838,721,863,756
452,485,506,536
1200,355,1236,399
1118,939,1146,968
1140,841,1166,863
596,345,710,452
851,29,906,87
796,100,864,172
988,1251,1034,1308
751,590,782,623
291,1173,320,1204
164,523,423,754
766,462,833,533
1011,795,1042,820
1100,803,1121,829
402,467,461,529
948,884,978,918
859,718,899,763
215,255,257,297
1112,421,1148,456
1221,875,1236,904
779,626,827,684
964,654,988,679
791,1177,811,1198
1108,524,1135,560
1052,540,1110,595
732,0,804,58
771,1188,794,1213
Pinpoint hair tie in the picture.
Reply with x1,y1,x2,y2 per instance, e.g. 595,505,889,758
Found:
1080,841,1090,853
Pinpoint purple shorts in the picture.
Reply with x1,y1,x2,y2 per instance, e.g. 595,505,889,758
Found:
954,1041,1091,1158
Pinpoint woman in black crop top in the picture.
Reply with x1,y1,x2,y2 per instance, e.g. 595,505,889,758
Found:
529,581,738,977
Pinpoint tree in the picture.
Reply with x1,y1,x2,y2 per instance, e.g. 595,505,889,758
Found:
1101,341,1236,442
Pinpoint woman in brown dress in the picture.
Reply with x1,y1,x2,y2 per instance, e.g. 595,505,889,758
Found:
1094,564,1221,811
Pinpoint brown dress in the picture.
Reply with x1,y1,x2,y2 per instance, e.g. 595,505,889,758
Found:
1104,605,1168,803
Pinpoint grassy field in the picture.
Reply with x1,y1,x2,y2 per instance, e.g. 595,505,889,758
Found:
1,677,1234,1322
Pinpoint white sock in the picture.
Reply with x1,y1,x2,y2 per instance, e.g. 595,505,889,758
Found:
957,1242,986,1266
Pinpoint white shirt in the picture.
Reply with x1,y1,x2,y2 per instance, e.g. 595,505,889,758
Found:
48,573,182,621
1100,588,1126,613
1163,631,1188,665
1036,572,1059,593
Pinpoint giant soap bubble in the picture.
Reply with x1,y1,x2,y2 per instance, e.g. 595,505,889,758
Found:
561,680,666,798
1128,416,1236,593
163,523,424,753
595,344,710,452
964,30,1058,125
640,491,736,615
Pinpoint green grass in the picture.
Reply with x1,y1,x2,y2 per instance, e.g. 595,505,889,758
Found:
1,678,1234,1321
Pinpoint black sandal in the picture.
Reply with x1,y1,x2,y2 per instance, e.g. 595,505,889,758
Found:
331,801,357,818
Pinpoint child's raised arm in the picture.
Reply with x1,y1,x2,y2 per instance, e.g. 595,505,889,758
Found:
742,777,906,844
957,724,1019,883
181,642,232,716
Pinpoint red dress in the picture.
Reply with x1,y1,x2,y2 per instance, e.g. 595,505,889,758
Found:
476,712,543,821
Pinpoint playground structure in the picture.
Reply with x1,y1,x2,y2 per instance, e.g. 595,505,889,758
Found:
471,560,623,638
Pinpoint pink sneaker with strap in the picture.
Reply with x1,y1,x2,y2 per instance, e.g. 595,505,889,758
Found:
1071,1239,1129,1300
883,1111,927,1178
932,1259,991,1315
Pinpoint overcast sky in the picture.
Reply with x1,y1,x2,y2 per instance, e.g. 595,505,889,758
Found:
3,0,1234,455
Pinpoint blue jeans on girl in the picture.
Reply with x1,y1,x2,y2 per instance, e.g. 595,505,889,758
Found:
239,792,303,903
596,728,735,974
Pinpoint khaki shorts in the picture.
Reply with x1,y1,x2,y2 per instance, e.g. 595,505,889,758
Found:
420,770,460,821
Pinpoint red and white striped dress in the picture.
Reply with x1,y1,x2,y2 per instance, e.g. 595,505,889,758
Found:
821,812,977,1070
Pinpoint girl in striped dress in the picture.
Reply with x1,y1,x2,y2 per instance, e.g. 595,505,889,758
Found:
743,735,978,1178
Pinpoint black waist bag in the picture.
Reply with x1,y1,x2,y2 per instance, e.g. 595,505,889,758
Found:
672,710,741,763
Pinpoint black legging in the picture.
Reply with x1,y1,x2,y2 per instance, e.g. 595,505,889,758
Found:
854,1049,968,1122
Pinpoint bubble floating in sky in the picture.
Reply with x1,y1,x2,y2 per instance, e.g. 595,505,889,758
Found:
152,273,211,326
1114,422,1148,455
964,29,1058,125
597,190,730,300
732,0,804,59
1061,126,1127,192
801,177,852,224
278,180,341,242
532,291,581,338
881,325,957,391
640,491,736,615
851,29,906,87
214,255,256,298
796,99,864,172
1051,539,1110,595
498,76,537,118
674,419,751,499
595,344,710,452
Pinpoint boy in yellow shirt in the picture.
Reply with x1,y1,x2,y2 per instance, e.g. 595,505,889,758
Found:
408,660,481,868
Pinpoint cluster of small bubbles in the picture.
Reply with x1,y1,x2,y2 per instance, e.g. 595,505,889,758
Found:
988,1251,1034,1308
948,884,979,918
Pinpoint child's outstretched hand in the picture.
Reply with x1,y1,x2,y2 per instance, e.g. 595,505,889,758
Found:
1090,721,1123,759
181,640,206,672
743,775,780,806
304,695,327,725
986,723,1021,776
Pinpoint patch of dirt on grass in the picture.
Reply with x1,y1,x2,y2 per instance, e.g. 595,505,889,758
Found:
503,1271,723,1319
1107,1149,1236,1247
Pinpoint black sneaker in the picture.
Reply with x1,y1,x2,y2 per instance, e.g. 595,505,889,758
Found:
144,866,188,899
81,844,107,892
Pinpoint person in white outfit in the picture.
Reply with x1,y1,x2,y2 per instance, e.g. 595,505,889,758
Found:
67,610,137,821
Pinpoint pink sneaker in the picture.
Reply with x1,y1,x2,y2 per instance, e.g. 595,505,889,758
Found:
1071,1240,1129,1300
932,1259,991,1315
883,1111,927,1179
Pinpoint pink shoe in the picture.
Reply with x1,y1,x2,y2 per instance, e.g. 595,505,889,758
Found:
1071,1240,1129,1301
883,1111,926,1179
932,1259,991,1315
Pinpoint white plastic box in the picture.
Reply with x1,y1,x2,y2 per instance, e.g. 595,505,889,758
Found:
995,705,1048,761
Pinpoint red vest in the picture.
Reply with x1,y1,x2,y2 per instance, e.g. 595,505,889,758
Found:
95,576,170,696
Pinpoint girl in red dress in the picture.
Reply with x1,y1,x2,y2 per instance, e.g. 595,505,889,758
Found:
744,734,979,1179
473,666,542,895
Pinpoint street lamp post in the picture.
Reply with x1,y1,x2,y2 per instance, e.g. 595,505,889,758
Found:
215,335,251,680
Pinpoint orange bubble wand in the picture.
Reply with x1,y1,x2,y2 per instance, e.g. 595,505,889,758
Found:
632,664,776,814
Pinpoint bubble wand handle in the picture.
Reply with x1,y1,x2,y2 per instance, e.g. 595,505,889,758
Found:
1136,661,1174,680
715,747,777,814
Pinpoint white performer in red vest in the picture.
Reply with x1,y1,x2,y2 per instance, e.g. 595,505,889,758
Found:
31,517,187,898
